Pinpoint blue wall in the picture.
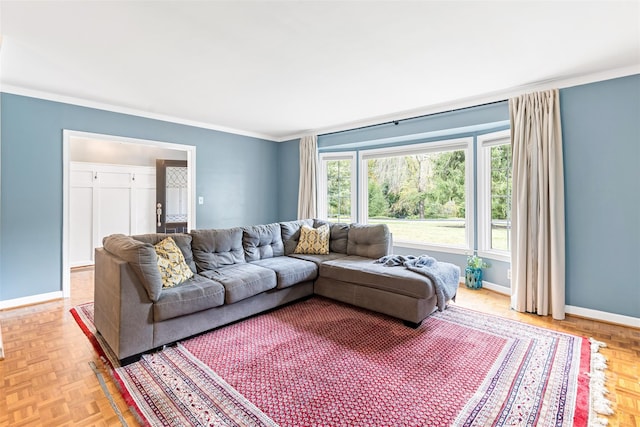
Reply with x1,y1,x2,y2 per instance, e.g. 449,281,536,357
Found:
0,93,280,301
280,75,640,318
560,75,640,318
319,103,510,149
3,74,638,318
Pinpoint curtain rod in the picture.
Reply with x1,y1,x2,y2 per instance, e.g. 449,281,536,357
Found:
319,99,507,137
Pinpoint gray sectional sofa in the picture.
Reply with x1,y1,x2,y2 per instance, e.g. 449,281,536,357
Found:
94,219,450,363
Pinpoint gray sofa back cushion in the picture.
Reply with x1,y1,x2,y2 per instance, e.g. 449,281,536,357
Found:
102,234,163,302
243,223,285,261
132,233,197,273
347,223,390,259
280,219,314,255
191,228,245,271
314,219,350,254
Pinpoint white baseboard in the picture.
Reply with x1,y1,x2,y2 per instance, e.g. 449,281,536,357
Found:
479,280,510,295
459,277,510,295
0,291,64,310
565,305,640,329
459,278,639,328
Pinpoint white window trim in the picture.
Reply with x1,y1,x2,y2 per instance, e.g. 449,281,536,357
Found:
317,151,357,223
477,130,511,262
359,137,474,254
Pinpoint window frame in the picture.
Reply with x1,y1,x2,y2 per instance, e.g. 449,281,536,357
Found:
477,130,511,262
358,137,474,254
317,151,358,223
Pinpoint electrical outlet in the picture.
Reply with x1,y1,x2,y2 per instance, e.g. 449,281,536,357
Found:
507,269,511,280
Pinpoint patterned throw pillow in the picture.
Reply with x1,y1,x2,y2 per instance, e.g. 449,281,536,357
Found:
155,236,194,288
294,224,330,255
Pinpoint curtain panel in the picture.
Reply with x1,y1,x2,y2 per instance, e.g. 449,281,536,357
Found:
298,135,318,220
509,89,566,320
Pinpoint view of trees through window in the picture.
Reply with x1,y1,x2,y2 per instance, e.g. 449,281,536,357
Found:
326,159,352,222
321,135,512,252
490,144,512,251
366,149,467,246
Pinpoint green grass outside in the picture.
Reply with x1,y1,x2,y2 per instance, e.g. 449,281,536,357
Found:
367,218,509,250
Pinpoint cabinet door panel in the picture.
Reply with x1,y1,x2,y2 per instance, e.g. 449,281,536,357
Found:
69,187,94,266
97,187,131,240
98,171,131,187
135,171,156,188
71,170,94,186
69,163,159,267
133,187,156,235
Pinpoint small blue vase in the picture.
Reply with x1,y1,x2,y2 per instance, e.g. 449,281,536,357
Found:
465,267,483,289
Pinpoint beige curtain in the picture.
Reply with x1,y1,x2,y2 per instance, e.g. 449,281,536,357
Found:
510,89,565,320
297,135,318,219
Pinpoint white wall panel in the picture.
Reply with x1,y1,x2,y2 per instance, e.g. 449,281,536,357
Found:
69,162,155,266
69,187,93,267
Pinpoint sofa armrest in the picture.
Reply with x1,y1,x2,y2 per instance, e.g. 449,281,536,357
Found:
94,248,154,361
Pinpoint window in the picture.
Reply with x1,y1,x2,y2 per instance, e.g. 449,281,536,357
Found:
477,130,512,260
317,152,357,223
359,138,473,252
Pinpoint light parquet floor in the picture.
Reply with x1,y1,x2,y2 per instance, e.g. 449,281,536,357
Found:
0,268,638,426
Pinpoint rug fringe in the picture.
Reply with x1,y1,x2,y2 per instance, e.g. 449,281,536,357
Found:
104,355,151,427
588,338,614,426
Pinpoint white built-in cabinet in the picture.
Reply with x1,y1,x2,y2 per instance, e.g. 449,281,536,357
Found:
70,162,156,267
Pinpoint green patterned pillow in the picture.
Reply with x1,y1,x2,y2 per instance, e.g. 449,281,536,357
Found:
155,236,194,288
294,224,330,255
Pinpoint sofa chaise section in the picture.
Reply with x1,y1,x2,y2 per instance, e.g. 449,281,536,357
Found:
316,256,439,326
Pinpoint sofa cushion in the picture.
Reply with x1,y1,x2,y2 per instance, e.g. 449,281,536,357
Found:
320,256,435,299
347,223,390,259
103,234,163,302
280,219,314,255
200,263,277,304
243,223,285,261
314,220,350,253
191,228,245,271
153,274,225,321
154,237,195,288
251,256,318,289
133,233,196,273
294,224,330,255
288,252,350,267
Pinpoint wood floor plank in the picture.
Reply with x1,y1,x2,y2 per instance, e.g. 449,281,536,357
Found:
0,267,637,426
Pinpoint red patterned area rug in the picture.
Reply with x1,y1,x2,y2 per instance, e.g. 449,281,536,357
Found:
71,297,611,427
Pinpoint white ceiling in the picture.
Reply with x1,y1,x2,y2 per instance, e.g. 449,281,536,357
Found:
1,1,639,141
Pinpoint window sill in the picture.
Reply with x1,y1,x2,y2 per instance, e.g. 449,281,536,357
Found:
477,250,511,263
393,241,470,256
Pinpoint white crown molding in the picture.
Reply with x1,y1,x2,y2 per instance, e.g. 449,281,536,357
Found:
0,291,63,310
1,64,638,143
0,84,279,142
281,64,640,142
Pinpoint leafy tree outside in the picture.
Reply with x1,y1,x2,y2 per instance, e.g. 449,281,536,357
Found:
367,150,466,221
324,144,511,247
326,159,352,222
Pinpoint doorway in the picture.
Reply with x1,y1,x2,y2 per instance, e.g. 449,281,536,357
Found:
156,159,188,233
62,130,197,298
